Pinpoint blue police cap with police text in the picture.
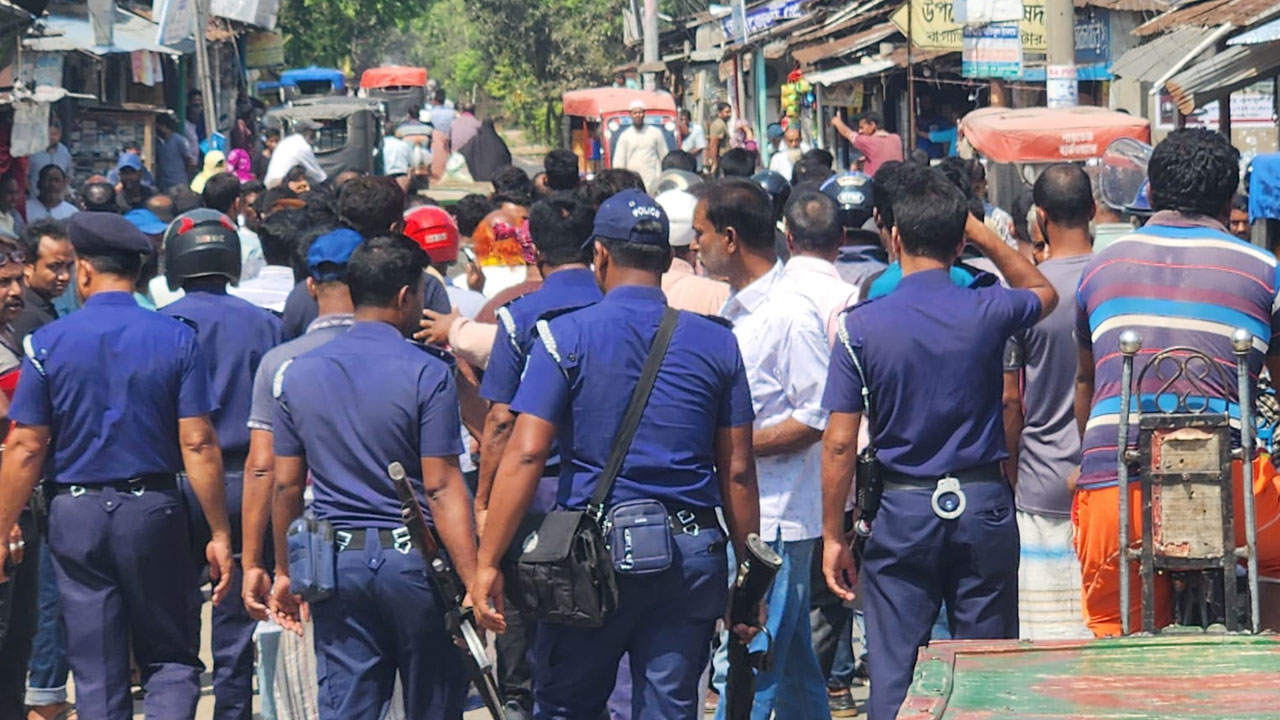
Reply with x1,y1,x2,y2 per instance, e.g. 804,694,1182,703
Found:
67,212,154,256
307,228,364,280
590,189,669,249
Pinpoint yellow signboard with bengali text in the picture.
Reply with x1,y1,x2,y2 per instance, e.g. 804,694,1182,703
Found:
891,1,1046,52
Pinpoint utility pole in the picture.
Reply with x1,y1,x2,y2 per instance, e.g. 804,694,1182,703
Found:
642,0,659,91
193,0,217,139
1045,0,1077,107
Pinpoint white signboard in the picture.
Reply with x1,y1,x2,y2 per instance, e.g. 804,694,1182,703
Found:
154,0,196,45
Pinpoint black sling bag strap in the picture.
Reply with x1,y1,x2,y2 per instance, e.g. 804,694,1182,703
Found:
515,307,679,627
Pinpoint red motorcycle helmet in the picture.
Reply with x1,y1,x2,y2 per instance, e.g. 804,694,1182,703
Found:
403,205,460,264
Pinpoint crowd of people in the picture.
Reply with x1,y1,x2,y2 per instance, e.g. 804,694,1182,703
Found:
0,94,1273,720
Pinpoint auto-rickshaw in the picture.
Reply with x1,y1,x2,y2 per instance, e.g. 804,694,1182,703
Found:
279,66,347,101
264,97,382,177
562,88,678,175
957,105,1151,210
359,66,428,123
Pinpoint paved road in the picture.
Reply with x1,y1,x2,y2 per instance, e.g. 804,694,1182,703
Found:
105,599,868,718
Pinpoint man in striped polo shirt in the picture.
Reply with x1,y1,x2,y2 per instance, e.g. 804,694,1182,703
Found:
1074,129,1280,636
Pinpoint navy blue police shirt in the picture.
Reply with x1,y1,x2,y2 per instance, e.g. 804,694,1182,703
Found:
272,321,463,529
162,288,284,455
510,285,754,509
479,266,602,493
822,269,1040,477
9,291,216,484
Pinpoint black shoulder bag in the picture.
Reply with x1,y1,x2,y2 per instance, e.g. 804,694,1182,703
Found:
514,307,680,628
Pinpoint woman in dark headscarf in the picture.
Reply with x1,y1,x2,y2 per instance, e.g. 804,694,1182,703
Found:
459,118,512,182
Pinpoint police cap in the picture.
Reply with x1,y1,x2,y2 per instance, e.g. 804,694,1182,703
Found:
66,212,155,257
307,228,364,281
590,189,669,249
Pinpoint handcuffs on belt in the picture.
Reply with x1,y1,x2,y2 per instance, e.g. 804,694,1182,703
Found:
930,476,966,520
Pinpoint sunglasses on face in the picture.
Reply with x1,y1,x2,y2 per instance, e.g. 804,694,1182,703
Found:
0,250,26,266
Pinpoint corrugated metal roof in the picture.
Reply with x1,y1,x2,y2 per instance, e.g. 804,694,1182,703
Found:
1228,14,1280,44
1110,26,1212,80
805,57,897,85
1166,41,1280,113
792,21,898,66
24,6,180,54
1075,0,1168,11
1134,0,1280,37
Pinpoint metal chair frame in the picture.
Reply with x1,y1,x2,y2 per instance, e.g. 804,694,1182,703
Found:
1115,329,1261,635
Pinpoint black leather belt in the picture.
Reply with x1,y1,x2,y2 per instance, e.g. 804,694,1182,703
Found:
881,462,1005,492
335,527,415,553
52,474,178,497
666,506,721,536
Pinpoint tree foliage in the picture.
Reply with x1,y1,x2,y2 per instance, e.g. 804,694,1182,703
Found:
277,0,631,141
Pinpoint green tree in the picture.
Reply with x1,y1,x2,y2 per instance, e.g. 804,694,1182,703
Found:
276,0,421,71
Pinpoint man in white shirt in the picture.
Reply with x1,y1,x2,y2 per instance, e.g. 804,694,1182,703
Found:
678,109,706,170
693,179,832,720
613,101,668,188
25,165,77,222
229,207,302,311
264,120,328,190
26,119,73,196
768,127,811,185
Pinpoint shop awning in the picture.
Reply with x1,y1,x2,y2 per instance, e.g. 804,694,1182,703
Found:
804,57,897,86
25,7,180,54
1108,26,1213,82
792,22,898,67
1165,41,1280,114
1134,0,1280,37
959,106,1150,163
1228,15,1280,45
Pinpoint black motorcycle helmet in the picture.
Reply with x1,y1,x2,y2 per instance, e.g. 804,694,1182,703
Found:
751,170,791,222
163,208,242,292
820,172,875,230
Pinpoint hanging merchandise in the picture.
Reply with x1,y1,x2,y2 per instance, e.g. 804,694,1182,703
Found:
780,67,814,121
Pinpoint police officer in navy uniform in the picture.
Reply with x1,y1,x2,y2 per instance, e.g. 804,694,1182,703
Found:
819,170,1057,719
474,193,602,720
472,190,762,719
161,208,284,720
268,234,478,719
0,212,234,720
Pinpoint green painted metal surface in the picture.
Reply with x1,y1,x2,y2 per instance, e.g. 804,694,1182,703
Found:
900,634,1280,719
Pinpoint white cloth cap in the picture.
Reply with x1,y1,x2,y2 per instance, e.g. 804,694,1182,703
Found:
655,189,697,247
629,100,646,112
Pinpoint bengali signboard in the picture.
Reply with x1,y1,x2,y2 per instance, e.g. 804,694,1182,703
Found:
721,0,804,43
892,1,1046,53
962,22,1023,78
244,31,284,68
1074,8,1110,65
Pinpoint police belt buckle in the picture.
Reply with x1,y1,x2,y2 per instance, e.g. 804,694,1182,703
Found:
930,476,966,520
391,527,413,554
68,485,86,498
334,530,353,552
675,508,700,537
128,479,145,497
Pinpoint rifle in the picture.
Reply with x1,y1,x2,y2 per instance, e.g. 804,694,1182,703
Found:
724,533,783,720
388,462,506,720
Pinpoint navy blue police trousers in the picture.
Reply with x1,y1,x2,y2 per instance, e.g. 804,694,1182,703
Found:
862,478,1020,719
47,484,202,720
310,528,467,719
532,526,728,720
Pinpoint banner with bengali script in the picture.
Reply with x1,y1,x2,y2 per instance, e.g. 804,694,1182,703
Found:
891,1,1046,53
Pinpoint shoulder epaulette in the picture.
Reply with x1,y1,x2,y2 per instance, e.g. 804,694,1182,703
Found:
695,312,733,330
535,319,562,363
535,304,592,323
411,341,457,368
169,314,199,332
495,305,519,351
22,334,44,376
272,358,293,400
